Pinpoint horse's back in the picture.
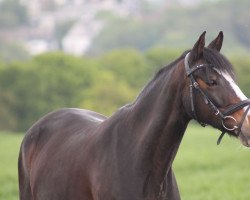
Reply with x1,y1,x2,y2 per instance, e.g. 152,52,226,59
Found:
18,108,107,200
21,108,106,162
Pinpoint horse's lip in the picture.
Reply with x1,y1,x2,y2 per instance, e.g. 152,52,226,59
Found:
241,140,250,147
238,133,250,147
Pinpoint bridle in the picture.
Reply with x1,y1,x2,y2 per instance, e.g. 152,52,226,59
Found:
184,52,250,144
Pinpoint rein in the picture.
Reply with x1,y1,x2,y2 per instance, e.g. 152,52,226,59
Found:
184,52,250,144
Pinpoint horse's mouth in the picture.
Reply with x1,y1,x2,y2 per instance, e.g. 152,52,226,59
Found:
221,116,250,147
238,133,250,147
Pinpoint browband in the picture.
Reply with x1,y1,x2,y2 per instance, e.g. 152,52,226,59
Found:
184,53,213,76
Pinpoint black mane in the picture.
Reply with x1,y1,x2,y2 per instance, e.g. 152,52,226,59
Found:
154,51,188,79
135,51,188,102
154,48,235,81
136,48,235,103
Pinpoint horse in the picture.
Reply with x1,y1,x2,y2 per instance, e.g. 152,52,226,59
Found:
18,31,250,200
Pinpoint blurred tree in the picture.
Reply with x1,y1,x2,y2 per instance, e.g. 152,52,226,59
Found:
99,48,151,88
0,63,19,130
89,17,165,54
81,71,137,116
89,0,250,54
229,0,250,49
0,0,28,28
55,19,76,49
0,52,100,131
0,39,30,62
0,48,250,132
231,55,250,97
145,47,180,72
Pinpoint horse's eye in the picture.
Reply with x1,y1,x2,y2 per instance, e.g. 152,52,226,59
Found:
207,80,217,86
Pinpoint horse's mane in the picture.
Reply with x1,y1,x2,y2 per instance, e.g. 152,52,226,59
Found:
135,51,188,102
136,48,235,103
154,50,189,80
154,48,235,81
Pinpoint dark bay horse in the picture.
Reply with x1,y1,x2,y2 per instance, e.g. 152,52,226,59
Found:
18,32,250,200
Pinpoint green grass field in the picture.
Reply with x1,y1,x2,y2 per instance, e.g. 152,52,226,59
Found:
174,125,250,200
0,125,249,200
0,132,23,200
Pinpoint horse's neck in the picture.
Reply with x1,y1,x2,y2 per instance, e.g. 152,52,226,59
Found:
98,60,190,196
128,61,190,184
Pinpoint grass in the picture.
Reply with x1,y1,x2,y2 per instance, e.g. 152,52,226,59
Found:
174,124,250,200
0,132,23,200
0,125,249,200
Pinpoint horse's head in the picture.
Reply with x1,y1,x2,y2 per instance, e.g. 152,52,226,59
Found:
183,31,250,147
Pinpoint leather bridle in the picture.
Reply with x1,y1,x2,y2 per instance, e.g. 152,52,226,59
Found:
184,52,250,144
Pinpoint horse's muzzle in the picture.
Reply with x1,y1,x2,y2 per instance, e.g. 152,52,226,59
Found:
238,116,250,147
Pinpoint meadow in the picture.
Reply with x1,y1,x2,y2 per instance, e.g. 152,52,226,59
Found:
0,125,249,200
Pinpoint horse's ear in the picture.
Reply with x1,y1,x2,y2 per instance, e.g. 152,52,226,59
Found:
189,31,206,63
207,31,223,52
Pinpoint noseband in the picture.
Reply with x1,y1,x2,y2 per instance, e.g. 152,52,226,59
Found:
184,52,250,144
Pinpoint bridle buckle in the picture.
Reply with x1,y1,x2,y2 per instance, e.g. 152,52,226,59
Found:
193,81,199,88
214,109,220,116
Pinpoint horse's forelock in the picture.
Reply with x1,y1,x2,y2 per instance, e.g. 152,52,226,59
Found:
203,48,235,80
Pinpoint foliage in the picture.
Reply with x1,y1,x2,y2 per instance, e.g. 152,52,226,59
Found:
0,52,101,131
0,50,150,131
99,48,152,88
231,55,250,97
145,47,181,72
81,71,136,116
0,48,250,132
0,40,30,62
1,126,250,199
